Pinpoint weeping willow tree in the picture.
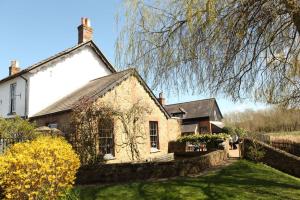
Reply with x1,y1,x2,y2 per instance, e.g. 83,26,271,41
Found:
116,0,300,107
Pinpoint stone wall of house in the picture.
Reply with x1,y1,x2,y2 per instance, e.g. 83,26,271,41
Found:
76,150,227,184
242,138,300,178
97,75,181,163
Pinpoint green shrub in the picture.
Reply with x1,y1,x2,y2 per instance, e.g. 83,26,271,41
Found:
247,140,265,162
223,126,247,137
0,136,80,200
0,116,38,140
177,133,228,149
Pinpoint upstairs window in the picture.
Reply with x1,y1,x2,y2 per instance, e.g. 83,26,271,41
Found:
149,121,159,149
98,119,114,156
9,83,16,114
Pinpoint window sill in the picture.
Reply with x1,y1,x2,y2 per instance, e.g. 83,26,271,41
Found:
103,154,116,161
7,112,16,116
150,148,160,153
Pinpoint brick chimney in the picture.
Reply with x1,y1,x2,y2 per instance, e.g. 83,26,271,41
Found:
9,60,21,76
78,17,93,44
157,92,166,106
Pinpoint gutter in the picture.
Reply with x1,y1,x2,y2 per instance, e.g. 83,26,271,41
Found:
20,75,28,119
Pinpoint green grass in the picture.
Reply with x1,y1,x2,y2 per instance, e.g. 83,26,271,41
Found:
74,160,300,200
266,131,300,136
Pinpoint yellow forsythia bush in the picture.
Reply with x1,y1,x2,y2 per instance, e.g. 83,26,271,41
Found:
0,136,80,200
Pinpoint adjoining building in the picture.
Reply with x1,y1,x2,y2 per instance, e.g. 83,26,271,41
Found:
161,95,224,135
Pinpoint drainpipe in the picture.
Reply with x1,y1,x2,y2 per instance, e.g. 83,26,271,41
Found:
20,75,28,119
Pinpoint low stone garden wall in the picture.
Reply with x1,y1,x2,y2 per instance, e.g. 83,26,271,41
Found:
76,150,227,185
242,138,300,178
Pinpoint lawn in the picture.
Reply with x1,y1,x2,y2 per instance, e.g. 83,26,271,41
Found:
267,131,300,136
265,131,300,143
74,160,300,200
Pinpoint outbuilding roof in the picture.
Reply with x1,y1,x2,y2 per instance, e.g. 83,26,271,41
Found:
164,98,223,119
32,69,171,119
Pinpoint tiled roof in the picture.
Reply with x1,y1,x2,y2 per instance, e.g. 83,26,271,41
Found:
165,98,222,119
32,69,132,117
0,40,116,84
32,69,171,119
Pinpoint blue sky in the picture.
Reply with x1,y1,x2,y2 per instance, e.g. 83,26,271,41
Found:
0,0,267,114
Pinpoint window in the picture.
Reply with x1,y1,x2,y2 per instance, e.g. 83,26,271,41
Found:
199,126,208,134
149,121,159,149
98,119,114,155
47,123,58,129
9,83,16,114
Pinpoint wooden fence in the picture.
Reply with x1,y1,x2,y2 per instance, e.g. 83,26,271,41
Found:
270,140,300,157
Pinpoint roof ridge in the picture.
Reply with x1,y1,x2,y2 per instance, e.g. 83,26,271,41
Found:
0,40,116,84
165,98,216,106
25,41,91,70
89,68,133,82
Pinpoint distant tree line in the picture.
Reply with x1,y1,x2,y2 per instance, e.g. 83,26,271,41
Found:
224,107,300,133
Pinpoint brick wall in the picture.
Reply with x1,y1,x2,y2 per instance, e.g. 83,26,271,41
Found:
199,119,212,133
32,111,73,135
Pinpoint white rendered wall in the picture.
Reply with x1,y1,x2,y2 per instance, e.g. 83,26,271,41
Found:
0,76,26,118
28,46,112,117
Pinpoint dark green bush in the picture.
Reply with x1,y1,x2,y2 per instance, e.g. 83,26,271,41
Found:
177,133,229,149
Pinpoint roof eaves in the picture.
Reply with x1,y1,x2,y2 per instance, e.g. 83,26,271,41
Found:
30,109,72,120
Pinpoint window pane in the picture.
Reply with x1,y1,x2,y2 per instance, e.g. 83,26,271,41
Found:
149,121,159,148
10,83,16,113
99,119,114,155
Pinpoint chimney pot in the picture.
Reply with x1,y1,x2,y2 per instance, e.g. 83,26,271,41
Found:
78,17,93,44
9,60,21,76
157,92,166,105
159,92,163,98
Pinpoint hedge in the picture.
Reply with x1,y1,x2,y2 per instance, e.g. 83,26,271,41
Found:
177,133,229,148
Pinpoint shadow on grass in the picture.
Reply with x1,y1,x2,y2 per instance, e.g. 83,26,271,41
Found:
76,160,300,200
